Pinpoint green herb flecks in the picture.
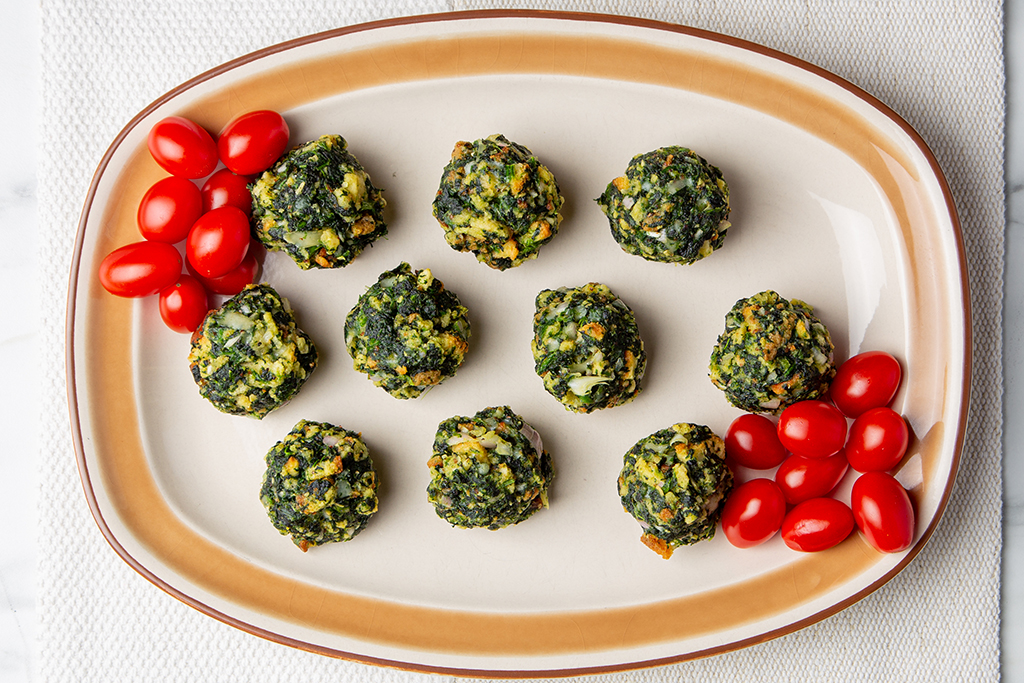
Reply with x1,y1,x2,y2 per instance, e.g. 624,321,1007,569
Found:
708,290,835,414
618,422,733,558
344,262,471,399
188,283,317,419
432,134,563,270
427,406,553,529
531,282,646,413
597,146,730,265
260,420,378,551
251,134,386,269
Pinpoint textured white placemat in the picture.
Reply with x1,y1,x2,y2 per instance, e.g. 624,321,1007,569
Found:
38,1,1004,680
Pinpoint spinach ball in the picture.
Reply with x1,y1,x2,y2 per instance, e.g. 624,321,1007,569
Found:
531,283,646,413
344,263,471,399
251,134,386,269
188,283,317,419
432,134,563,270
427,406,553,529
618,423,733,559
709,290,836,414
260,420,378,551
597,146,730,264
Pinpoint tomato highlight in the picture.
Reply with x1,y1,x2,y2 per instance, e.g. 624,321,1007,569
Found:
725,414,788,470
201,168,255,216
98,241,183,298
780,497,855,552
851,471,915,553
775,450,850,505
845,407,910,473
147,116,218,179
137,176,203,243
186,205,251,278
830,351,902,418
217,110,290,176
159,275,210,333
777,400,848,459
721,478,787,548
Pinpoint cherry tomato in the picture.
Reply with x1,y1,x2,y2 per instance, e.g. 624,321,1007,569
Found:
725,414,788,470
845,407,910,473
830,351,902,418
147,116,218,179
159,275,210,333
98,241,183,298
720,478,787,548
201,168,254,216
217,110,290,176
187,243,261,295
777,400,848,459
186,206,251,278
136,176,202,243
780,497,855,552
775,450,849,505
851,471,915,553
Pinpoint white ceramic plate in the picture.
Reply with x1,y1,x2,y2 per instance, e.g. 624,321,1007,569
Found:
67,11,969,677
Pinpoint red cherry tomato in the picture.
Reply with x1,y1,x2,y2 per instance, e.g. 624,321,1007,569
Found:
777,400,848,459
147,116,218,179
187,244,261,295
780,497,855,552
217,110,290,176
98,241,183,298
137,176,202,243
201,168,254,216
830,351,902,418
851,471,915,553
845,407,910,473
720,478,787,548
775,450,850,505
725,414,788,470
159,275,210,333
186,206,251,278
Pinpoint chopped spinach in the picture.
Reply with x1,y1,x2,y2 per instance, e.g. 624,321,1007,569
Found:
618,422,733,558
251,134,386,269
260,420,378,551
432,134,563,270
427,406,553,529
597,146,730,264
188,283,317,419
531,282,646,413
708,290,835,413
344,263,471,399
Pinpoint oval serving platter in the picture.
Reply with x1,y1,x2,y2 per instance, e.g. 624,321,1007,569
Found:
67,10,970,677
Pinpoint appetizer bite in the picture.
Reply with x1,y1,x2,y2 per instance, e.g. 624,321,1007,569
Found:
531,283,646,413
597,146,730,264
708,290,835,414
260,419,379,551
618,422,733,559
188,283,317,419
427,406,553,529
344,262,471,399
251,134,387,269
432,134,563,270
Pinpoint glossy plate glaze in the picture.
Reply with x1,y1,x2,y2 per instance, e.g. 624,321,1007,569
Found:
67,11,969,677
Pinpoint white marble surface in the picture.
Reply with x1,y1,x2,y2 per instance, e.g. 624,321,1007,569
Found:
0,0,41,681
0,1,1017,681
1003,0,1024,678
